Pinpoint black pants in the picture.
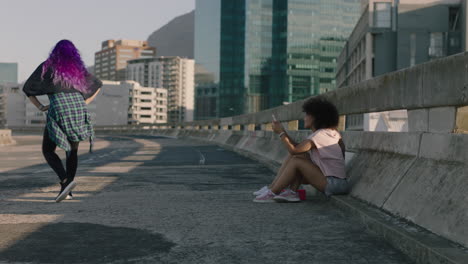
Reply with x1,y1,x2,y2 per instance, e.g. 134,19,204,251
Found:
42,129,79,182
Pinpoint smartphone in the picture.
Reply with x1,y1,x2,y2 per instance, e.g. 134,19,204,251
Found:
272,114,277,121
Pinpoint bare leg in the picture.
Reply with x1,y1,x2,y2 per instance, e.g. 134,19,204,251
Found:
270,157,327,194
269,154,293,188
289,175,303,191
269,153,309,188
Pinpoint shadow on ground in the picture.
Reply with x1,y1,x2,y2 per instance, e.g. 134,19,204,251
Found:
0,223,175,263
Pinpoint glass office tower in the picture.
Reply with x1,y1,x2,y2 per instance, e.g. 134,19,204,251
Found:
195,0,361,118
194,0,221,120
283,0,360,104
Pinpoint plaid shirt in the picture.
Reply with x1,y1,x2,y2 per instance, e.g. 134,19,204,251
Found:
46,92,94,152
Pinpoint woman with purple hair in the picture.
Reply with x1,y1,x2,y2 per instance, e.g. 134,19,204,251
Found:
23,39,102,203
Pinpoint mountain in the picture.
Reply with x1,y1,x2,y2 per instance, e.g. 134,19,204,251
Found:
147,10,194,59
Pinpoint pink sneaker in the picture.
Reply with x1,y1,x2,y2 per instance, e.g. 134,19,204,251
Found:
253,190,276,203
273,189,300,203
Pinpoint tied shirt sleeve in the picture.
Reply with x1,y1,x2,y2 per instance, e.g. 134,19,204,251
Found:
22,63,50,97
82,74,103,100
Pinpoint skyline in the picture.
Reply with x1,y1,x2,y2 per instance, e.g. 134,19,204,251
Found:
0,0,195,82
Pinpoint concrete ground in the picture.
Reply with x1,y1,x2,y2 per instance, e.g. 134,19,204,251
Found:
0,133,413,264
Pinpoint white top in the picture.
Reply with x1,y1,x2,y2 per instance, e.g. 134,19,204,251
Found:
307,129,346,179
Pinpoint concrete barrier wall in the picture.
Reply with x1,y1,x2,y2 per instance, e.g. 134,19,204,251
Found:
0,129,16,146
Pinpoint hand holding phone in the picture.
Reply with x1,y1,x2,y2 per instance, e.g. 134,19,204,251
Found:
271,114,284,134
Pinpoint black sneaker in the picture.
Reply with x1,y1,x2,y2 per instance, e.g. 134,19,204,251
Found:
56,180,77,203
66,191,73,200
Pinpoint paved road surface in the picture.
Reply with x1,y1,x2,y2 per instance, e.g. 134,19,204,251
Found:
0,134,413,264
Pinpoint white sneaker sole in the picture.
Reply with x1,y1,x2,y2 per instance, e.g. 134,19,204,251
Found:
56,181,77,203
273,196,300,203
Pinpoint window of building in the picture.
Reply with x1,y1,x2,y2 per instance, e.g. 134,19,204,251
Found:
141,115,151,118
449,7,460,31
31,120,46,124
450,37,460,48
374,2,391,28
119,54,134,58
141,107,151,110
429,32,445,58
320,78,334,84
410,33,416,67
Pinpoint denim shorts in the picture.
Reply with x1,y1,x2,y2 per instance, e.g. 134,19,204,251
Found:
324,176,350,197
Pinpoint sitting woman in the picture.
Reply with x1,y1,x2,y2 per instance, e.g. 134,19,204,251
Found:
253,97,349,203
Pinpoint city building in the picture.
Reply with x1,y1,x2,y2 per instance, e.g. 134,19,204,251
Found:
128,81,167,124
25,95,48,127
194,0,221,120
337,0,463,131
0,83,45,127
87,81,130,126
88,81,167,125
0,86,5,128
94,39,156,81
1,81,166,127
126,57,194,123
0,63,18,84
1,84,26,127
0,84,47,127
194,0,361,118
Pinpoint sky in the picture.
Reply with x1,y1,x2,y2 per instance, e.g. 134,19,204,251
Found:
0,0,195,82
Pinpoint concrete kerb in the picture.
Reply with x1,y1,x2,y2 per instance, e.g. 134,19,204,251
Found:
331,196,468,264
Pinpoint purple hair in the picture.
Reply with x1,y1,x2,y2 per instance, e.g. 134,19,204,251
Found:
41,40,90,93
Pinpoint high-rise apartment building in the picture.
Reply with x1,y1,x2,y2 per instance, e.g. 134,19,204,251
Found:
194,0,361,118
126,57,194,122
94,39,156,81
128,82,167,124
87,81,167,125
